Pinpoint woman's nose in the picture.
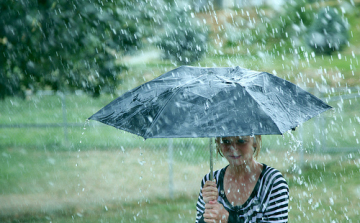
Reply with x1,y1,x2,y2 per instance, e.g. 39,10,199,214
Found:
229,144,237,151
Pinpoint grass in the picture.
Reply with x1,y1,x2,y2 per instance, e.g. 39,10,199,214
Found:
286,157,360,222
0,146,220,222
0,195,197,223
1,147,359,222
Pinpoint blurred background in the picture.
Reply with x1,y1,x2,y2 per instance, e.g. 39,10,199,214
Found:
1,0,359,222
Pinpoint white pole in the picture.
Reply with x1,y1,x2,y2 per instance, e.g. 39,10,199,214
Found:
60,92,68,145
168,138,174,199
299,125,304,169
209,138,213,181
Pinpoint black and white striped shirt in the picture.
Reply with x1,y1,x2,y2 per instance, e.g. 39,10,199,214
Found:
196,164,289,223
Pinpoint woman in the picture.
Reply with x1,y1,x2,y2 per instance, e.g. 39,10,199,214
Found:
195,136,289,223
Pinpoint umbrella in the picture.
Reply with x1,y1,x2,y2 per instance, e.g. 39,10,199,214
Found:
89,66,332,179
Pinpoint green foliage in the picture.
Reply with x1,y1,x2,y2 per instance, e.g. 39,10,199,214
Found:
264,0,314,40
0,0,144,99
156,5,209,65
306,7,349,55
223,0,316,51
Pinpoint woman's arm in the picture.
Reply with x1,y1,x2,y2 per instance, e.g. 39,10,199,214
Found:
196,181,230,223
195,174,221,223
195,175,208,223
203,201,229,223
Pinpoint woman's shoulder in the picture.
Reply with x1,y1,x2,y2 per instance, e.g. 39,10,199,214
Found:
261,164,288,186
262,164,284,176
200,166,227,183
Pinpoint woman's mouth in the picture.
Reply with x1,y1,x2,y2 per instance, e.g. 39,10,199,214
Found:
230,155,241,159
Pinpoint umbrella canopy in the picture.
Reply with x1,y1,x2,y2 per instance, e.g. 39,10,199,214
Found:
89,66,332,139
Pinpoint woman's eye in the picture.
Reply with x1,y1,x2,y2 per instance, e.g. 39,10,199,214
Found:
222,139,231,144
237,139,246,144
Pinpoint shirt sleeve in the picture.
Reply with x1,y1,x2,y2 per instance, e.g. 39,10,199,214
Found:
260,172,289,222
195,175,207,223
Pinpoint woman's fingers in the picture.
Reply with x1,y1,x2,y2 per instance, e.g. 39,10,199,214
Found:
203,205,219,223
203,211,218,221
204,193,217,200
205,203,216,209
203,216,216,223
204,180,217,187
202,180,218,203
203,201,229,223
203,184,217,192
202,193,217,203
202,181,223,222
202,188,217,194
202,188,218,195
203,217,216,223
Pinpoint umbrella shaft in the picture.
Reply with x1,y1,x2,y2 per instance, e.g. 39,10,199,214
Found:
209,138,213,181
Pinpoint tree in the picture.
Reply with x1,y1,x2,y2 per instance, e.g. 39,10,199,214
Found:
156,3,209,65
306,7,349,55
0,0,144,99
260,0,314,40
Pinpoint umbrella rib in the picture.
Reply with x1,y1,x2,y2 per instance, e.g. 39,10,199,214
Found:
121,73,207,138
241,86,284,135
95,109,146,138
143,87,183,138
142,72,212,138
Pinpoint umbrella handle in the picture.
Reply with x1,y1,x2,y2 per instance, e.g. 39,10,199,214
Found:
209,138,213,181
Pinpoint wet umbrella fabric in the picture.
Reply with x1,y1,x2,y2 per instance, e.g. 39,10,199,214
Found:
89,66,331,139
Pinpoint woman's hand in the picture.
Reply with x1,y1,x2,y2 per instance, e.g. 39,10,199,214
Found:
202,180,218,203
203,200,229,223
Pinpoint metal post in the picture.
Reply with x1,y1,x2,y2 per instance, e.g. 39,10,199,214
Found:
209,138,213,181
321,112,326,152
314,88,320,152
60,92,69,145
168,138,174,199
299,124,304,169
319,92,326,152
213,0,223,9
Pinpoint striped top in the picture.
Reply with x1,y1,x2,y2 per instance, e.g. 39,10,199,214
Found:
195,164,289,223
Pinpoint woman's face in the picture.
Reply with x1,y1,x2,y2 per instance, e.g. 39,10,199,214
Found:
218,136,255,166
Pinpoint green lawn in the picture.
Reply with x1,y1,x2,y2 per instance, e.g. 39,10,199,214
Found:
1,147,359,222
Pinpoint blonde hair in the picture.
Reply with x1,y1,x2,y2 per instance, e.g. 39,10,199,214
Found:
253,135,262,159
215,135,262,159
